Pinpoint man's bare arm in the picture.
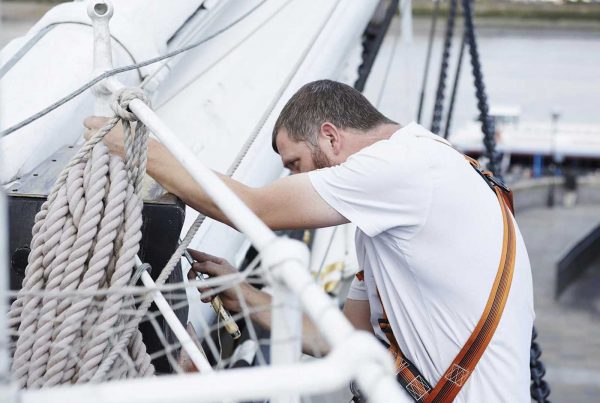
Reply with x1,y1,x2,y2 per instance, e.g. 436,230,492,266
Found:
85,117,348,231
343,299,373,333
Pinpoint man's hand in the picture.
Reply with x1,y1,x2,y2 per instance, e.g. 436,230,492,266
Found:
186,249,332,356
83,116,131,159
187,249,257,313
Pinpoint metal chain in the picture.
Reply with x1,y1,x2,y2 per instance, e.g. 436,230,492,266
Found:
443,29,466,140
461,0,501,176
530,326,551,403
416,0,441,124
461,3,551,401
430,0,458,135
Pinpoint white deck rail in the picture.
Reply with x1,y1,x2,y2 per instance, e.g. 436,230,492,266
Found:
9,1,406,402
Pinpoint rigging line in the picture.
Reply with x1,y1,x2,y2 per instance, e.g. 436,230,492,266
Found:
0,0,269,138
0,24,57,80
443,29,466,140
415,0,441,124
153,0,295,111
174,0,333,235
315,227,339,282
375,17,400,109
0,21,141,82
140,1,230,91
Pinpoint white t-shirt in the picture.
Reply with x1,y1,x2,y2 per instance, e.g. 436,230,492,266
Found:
308,122,534,403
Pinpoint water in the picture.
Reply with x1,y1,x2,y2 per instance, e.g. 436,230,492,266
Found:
366,17,600,135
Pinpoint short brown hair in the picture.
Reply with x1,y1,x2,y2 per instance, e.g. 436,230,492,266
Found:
272,80,395,153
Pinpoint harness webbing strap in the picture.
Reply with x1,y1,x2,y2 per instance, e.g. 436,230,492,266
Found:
368,158,516,402
378,317,433,401
425,186,516,402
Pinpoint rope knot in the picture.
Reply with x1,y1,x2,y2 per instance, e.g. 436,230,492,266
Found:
111,88,150,121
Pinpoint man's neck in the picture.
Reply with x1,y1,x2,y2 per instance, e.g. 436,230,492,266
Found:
340,123,403,161
359,123,402,146
375,123,402,140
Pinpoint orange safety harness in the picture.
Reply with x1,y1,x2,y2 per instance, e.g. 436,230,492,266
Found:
354,156,516,402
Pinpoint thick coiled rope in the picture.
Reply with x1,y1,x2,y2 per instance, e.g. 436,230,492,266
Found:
9,88,156,388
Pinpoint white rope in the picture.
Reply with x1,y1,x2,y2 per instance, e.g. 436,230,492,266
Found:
9,88,156,388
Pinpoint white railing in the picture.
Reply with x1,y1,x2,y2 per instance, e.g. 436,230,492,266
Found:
10,1,405,402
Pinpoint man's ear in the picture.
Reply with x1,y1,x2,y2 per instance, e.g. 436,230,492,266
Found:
319,122,342,154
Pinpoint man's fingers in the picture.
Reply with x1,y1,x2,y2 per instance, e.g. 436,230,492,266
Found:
84,116,111,129
186,269,216,302
190,261,224,276
83,128,93,141
188,249,224,264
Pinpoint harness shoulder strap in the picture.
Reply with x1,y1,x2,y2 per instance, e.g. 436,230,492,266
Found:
365,155,517,402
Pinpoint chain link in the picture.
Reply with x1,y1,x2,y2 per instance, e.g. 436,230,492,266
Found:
461,0,501,176
430,0,458,135
530,326,551,402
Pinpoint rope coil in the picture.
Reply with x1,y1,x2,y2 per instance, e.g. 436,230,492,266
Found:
9,88,159,388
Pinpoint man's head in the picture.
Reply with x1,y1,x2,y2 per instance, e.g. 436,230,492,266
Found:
272,80,396,174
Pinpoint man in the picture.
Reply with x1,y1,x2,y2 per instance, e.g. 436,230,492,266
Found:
85,80,534,402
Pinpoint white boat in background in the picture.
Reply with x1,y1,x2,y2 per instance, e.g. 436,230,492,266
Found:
451,106,600,167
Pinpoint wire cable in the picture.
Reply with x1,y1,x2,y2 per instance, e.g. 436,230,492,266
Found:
0,0,269,138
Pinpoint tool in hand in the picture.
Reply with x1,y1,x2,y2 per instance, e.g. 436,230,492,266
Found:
183,248,242,340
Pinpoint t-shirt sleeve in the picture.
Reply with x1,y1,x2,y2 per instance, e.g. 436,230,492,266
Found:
308,138,432,238
347,276,369,301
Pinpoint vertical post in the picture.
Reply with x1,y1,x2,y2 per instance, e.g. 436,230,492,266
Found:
266,241,307,403
270,276,302,403
87,0,114,116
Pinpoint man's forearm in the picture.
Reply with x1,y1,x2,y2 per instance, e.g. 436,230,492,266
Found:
241,284,330,356
146,139,250,227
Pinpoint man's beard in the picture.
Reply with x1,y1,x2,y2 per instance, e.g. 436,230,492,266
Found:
311,146,332,169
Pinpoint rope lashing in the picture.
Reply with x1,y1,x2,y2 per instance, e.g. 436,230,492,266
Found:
9,88,158,388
